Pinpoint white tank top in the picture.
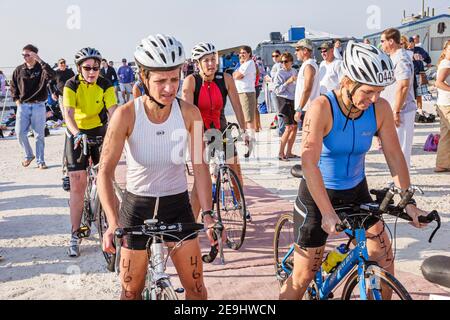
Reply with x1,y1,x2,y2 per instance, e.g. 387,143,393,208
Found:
125,97,188,197
294,58,320,112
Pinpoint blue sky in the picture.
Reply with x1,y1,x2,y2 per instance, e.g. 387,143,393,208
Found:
0,0,449,75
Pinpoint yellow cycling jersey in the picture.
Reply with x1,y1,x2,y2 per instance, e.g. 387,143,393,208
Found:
63,74,117,130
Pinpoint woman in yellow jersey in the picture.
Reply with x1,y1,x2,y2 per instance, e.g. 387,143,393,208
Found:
63,47,118,257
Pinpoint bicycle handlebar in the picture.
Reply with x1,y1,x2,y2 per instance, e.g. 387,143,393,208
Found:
334,203,441,243
222,122,241,144
114,222,205,239
76,134,104,163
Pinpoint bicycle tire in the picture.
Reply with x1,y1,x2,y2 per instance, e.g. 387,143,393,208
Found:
341,267,412,300
273,212,295,288
96,182,124,272
96,205,116,272
156,279,179,300
215,166,246,250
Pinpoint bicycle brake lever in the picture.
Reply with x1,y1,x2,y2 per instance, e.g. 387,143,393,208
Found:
422,210,440,243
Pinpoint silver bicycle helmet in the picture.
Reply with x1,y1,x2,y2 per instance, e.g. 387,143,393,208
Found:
342,41,395,87
134,34,185,69
74,47,102,66
191,42,216,61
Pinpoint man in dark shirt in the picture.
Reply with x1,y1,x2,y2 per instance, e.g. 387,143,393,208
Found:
10,44,56,169
100,59,119,101
49,58,75,118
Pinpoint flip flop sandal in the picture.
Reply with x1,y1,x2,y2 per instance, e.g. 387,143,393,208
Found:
21,156,35,167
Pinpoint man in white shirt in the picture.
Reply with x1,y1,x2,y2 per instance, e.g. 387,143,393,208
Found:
318,41,343,94
381,28,417,169
292,39,320,126
333,39,343,60
233,45,257,157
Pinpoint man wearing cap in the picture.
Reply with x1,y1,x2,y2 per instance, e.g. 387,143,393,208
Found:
49,58,75,119
117,58,134,103
293,39,320,126
318,41,343,94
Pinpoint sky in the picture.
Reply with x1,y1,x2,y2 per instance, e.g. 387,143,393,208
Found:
0,0,449,76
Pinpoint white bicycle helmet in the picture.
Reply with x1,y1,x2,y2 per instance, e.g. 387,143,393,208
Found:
74,47,102,66
134,34,185,69
191,42,216,61
343,41,395,87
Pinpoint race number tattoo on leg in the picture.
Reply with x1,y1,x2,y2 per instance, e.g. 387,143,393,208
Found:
311,248,323,272
122,259,136,299
190,255,203,294
303,119,312,149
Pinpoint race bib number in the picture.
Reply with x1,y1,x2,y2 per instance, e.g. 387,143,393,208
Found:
377,70,394,83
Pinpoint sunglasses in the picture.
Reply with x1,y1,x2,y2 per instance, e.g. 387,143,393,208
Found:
380,39,386,43
22,54,30,58
295,48,302,52
321,49,328,53
59,61,66,65
272,54,279,58
281,60,291,64
82,66,100,72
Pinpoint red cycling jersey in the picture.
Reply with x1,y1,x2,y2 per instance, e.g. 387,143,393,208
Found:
193,73,228,130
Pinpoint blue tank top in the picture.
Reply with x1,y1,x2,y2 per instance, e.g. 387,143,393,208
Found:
318,91,377,190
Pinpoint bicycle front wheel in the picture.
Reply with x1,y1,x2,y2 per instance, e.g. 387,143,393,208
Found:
96,182,123,272
156,279,178,300
215,166,246,250
273,213,295,287
342,266,412,300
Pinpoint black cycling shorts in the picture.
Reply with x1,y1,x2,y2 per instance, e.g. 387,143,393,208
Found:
294,177,378,248
65,125,107,172
204,127,238,163
277,97,297,126
119,190,198,250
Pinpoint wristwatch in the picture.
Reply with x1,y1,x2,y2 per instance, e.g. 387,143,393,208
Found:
201,210,214,220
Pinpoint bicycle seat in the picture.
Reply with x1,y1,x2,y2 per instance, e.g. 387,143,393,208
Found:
290,165,303,179
421,255,450,288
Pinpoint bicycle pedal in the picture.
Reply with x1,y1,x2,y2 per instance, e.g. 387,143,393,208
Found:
77,226,91,239
174,288,185,294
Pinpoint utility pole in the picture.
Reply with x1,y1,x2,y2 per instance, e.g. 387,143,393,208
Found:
422,0,425,17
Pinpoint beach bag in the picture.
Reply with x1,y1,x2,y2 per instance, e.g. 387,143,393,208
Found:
423,133,440,152
258,102,268,114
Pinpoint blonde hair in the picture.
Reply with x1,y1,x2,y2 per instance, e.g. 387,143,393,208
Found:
400,35,409,49
438,40,450,67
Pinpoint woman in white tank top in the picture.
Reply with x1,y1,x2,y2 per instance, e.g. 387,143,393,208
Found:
97,34,219,300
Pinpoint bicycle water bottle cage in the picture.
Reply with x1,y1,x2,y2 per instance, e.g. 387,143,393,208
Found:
77,225,91,239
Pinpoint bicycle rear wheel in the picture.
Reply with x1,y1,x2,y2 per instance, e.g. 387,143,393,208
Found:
215,166,246,250
273,213,295,287
341,266,412,300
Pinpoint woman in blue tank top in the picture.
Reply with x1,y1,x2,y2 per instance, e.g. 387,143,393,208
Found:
280,41,430,300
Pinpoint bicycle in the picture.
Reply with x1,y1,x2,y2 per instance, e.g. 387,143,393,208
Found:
203,122,247,265
76,134,123,271
274,165,441,300
114,217,223,300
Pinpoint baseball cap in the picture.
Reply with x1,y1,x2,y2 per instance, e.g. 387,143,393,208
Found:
292,39,313,50
408,37,414,42
122,58,127,62
319,41,333,50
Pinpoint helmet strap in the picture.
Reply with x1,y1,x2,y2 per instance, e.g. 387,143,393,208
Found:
342,83,362,131
140,71,167,109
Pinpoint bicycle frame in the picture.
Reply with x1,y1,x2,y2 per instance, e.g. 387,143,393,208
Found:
144,235,174,300
281,227,381,300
